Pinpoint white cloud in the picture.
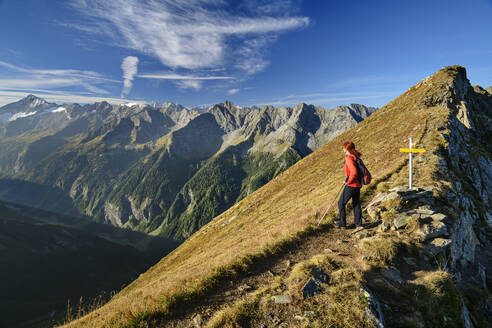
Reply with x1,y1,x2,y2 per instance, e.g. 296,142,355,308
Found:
138,73,232,80
176,80,203,90
252,91,395,107
227,88,240,95
234,37,273,75
0,61,117,95
121,56,139,97
68,0,309,75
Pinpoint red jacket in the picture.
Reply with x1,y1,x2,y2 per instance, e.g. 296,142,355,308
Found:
345,154,362,188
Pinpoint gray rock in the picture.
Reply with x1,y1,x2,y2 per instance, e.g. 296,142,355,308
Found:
354,230,376,239
389,185,407,192
367,206,383,221
478,263,487,290
413,221,449,241
450,207,479,267
381,267,404,283
425,238,452,256
393,213,409,229
361,287,385,328
272,295,292,304
461,301,474,328
431,213,447,222
415,206,435,215
401,190,433,201
302,278,321,298
379,221,391,232
367,192,400,209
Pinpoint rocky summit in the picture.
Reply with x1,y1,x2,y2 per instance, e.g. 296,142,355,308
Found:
0,99,376,241
59,65,491,328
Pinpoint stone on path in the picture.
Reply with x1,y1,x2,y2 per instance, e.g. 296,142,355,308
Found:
271,295,292,304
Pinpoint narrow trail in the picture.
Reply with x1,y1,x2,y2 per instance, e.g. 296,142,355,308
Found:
162,211,378,328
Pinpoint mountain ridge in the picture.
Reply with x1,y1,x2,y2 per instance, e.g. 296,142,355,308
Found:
61,65,492,327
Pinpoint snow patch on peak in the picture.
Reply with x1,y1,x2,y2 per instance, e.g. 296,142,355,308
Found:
51,107,67,113
8,111,36,121
28,98,45,108
121,102,145,108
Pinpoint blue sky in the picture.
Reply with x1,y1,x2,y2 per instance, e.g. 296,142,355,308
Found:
0,0,491,108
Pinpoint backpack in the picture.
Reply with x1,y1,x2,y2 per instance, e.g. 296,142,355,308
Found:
356,157,372,185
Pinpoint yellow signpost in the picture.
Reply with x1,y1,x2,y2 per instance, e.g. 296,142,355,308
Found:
400,138,426,189
399,148,426,153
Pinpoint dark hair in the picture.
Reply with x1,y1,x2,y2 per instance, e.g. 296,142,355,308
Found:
344,141,361,157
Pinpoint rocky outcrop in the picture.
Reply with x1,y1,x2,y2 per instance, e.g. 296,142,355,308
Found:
364,66,492,327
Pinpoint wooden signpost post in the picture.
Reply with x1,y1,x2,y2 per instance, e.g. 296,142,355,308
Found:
400,137,426,189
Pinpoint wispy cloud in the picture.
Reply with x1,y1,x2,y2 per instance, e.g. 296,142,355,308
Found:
121,56,139,97
227,88,240,95
0,60,118,96
138,73,233,80
251,91,395,107
138,72,233,90
176,80,202,90
67,0,309,77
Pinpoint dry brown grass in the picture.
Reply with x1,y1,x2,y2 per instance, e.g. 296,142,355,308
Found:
359,235,399,265
62,66,461,327
303,268,374,328
204,299,260,328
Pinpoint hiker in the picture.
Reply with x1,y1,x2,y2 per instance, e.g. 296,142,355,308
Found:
337,141,363,230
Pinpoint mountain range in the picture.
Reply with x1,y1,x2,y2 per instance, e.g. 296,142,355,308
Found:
0,97,376,242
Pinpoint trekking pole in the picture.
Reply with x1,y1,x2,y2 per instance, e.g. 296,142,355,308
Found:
317,182,346,226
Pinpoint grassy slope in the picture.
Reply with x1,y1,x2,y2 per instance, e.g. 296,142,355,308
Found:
65,67,459,327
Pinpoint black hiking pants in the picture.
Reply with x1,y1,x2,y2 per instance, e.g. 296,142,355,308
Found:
338,185,362,228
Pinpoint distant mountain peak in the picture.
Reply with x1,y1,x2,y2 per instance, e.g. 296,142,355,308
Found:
0,94,55,116
162,101,187,112
23,94,48,107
